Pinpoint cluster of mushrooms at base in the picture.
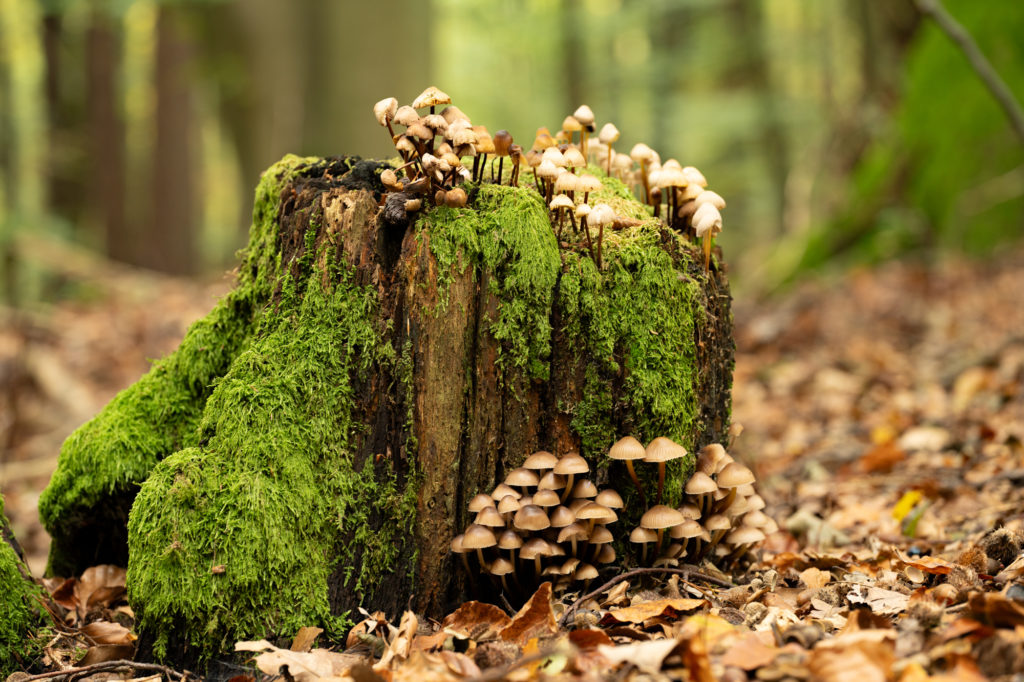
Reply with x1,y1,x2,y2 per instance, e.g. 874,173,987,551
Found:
374,86,727,271
451,437,776,598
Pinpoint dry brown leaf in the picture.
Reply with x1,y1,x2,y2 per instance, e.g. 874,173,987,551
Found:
968,591,1024,628
599,597,706,626
374,611,418,672
81,620,134,646
568,629,613,650
800,566,832,590
441,600,511,639
235,640,365,681
78,643,135,665
498,583,557,647
676,613,737,648
857,441,906,474
894,549,955,576
596,637,681,675
846,584,909,615
681,633,715,682
437,650,481,677
292,626,324,652
719,632,783,671
808,631,895,682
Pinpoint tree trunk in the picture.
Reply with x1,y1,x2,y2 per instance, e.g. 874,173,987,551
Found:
40,155,734,665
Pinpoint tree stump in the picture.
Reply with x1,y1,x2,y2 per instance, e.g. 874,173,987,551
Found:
39,154,734,663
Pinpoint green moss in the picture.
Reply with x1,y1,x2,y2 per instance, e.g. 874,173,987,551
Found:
1,495,45,674
128,253,415,659
40,155,316,576
418,183,561,379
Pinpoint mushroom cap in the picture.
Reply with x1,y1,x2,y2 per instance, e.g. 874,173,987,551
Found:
693,203,723,239
440,105,470,124
490,557,515,576
523,450,558,471
630,527,658,544
422,114,449,134
560,557,581,574
491,483,521,500
695,190,726,210
644,437,688,463
681,183,703,202
609,435,646,461
537,471,566,490
574,563,599,581
685,471,717,496
374,97,398,126
598,122,620,144
406,122,434,142
536,159,558,179
724,496,749,516
577,174,602,194
595,489,624,509
704,513,732,532
669,519,703,539
412,85,451,110
574,203,592,219
451,128,478,147
554,452,589,476
493,129,513,156
744,494,766,511
678,503,702,520
663,158,683,172
572,105,595,130
497,495,521,515
717,462,755,489
589,203,616,226
519,537,554,560
394,106,419,127
613,152,633,171
557,522,588,544
640,504,685,530
629,143,654,163
726,526,765,545
542,146,567,167
561,115,583,133
532,489,561,508
468,493,495,512
682,166,708,187
462,524,497,550
497,529,523,550
475,507,505,528
549,505,576,528
532,128,556,150
563,147,586,168
595,544,616,564
554,173,579,194
576,501,617,524
474,133,496,155
737,483,756,497
513,504,550,531
589,526,614,545
505,468,539,488
657,168,688,189
697,444,727,475
571,479,598,498
743,510,771,529
404,199,422,213
550,194,575,211
451,533,466,553
445,187,468,208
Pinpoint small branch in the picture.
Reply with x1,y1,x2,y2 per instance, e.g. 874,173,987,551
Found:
915,0,1024,146
558,565,734,628
22,660,192,682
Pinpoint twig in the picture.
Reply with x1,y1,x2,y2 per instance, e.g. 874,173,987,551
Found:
466,646,563,682
915,0,1024,146
558,565,734,628
22,660,192,682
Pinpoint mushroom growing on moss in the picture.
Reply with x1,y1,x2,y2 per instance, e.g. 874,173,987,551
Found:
644,437,687,504
573,105,596,158
373,97,399,144
598,123,620,175
608,436,647,506
412,85,451,114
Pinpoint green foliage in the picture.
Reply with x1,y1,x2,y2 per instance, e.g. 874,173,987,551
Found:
1,496,45,675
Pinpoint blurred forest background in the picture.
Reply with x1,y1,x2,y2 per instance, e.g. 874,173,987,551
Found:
0,0,1023,574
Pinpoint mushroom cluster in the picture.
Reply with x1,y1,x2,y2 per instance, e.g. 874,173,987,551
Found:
450,451,624,597
372,87,728,272
626,442,776,570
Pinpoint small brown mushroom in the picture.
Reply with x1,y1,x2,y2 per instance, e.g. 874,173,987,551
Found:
553,452,589,502
640,504,685,555
462,523,497,569
608,436,647,506
644,437,688,504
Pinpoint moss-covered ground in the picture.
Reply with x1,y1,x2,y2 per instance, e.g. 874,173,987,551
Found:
1,495,45,674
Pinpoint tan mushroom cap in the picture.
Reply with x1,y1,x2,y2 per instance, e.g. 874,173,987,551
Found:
462,524,497,550
554,452,589,476
532,489,561,508
519,537,554,560
554,173,579,194
574,563,599,581
440,105,470,124
374,97,398,126
679,503,702,520
523,451,558,471
475,507,505,528
561,557,581,574
717,462,756,489
538,471,567,490
490,557,515,576
422,114,449,134
598,122,620,144
641,504,685,530
697,444,727,475
669,519,703,539
630,143,655,163
497,495,521,515
726,526,765,545
577,174,602,194
571,479,599,498
695,190,726,210
743,510,771,528
595,544,616,564
685,471,717,496
645,437,688,463
561,115,583,133
468,493,495,513
682,166,707,187
493,129,513,156
505,468,539,488
595,489,624,509
450,533,466,553
704,514,732,533
630,527,658,544
563,147,586,168
394,105,419,127
589,526,614,545
491,483,521,500
608,436,646,461
557,522,588,544
550,194,575,211
744,494,766,511
549,505,576,528
693,203,723,239
572,105,595,130
412,85,451,110
513,504,550,531
577,501,617,524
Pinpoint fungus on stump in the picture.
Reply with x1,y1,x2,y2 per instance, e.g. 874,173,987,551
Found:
39,154,734,663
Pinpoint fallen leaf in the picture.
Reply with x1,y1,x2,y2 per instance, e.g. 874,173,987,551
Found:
968,591,1024,628
78,644,135,665
235,640,365,681
597,637,681,675
680,632,715,682
808,631,894,682
437,650,481,677
375,611,417,672
499,583,557,647
800,566,832,590
81,620,134,646
442,600,511,639
75,565,127,615
599,597,706,626
568,629,613,650
718,634,787,672
291,626,324,652
847,584,909,615
858,441,906,474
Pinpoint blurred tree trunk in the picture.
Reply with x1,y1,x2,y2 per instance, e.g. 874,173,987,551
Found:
86,11,130,264
146,5,196,274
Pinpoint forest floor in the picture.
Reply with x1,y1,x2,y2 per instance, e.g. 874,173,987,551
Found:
2,245,1023,680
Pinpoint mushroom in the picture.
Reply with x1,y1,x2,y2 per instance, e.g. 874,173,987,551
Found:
513,504,550,533
492,483,521,501
723,526,765,567
497,494,521,523
595,489,624,510
657,168,687,231
588,203,615,268
404,199,422,213
630,143,655,203
682,166,707,188
693,202,723,273
644,437,688,504
445,187,468,208
557,522,589,558
549,505,576,529
523,450,559,476
412,85,451,114
373,97,399,143
587,525,614,562
554,172,579,207
696,444,727,476
608,436,647,506
451,533,473,584
509,144,524,187
598,123,620,176
577,173,602,207
684,471,717,517
536,160,559,202
700,513,732,559
573,203,591,243
553,452,589,502
574,562,599,589
394,105,419,128
576,501,616,534
538,471,567,491
520,537,554,577
490,557,516,594
468,493,495,513
571,479,598,499
669,519,703,561
532,489,561,508
630,527,658,565
475,506,505,529
572,105,595,157
532,127,557,150
595,543,616,565
563,146,586,174
505,467,539,495
714,462,755,515
492,130,513,183
462,524,497,569
550,194,575,240
641,504,685,556
561,115,582,149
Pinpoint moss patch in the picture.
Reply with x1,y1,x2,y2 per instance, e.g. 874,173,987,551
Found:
127,256,415,660
1,495,45,674
39,155,317,576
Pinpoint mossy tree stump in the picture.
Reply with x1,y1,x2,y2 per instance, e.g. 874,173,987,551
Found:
40,155,734,663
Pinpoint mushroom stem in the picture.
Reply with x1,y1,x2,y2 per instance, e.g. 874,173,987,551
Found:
703,529,727,560
656,528,665,555
715,488,737,516
625,461,646,508
606,143,613,176
581,130,588,160
639,161,650,205
497,157,504,184
478,154,488,183
561,474,576,502
534,169,543,194
581,216,597,263
475,548,488,570
641,542,649,566
460,553,475,588
568,212,578,237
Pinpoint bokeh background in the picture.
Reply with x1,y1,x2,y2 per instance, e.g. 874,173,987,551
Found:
1,0,1023,573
